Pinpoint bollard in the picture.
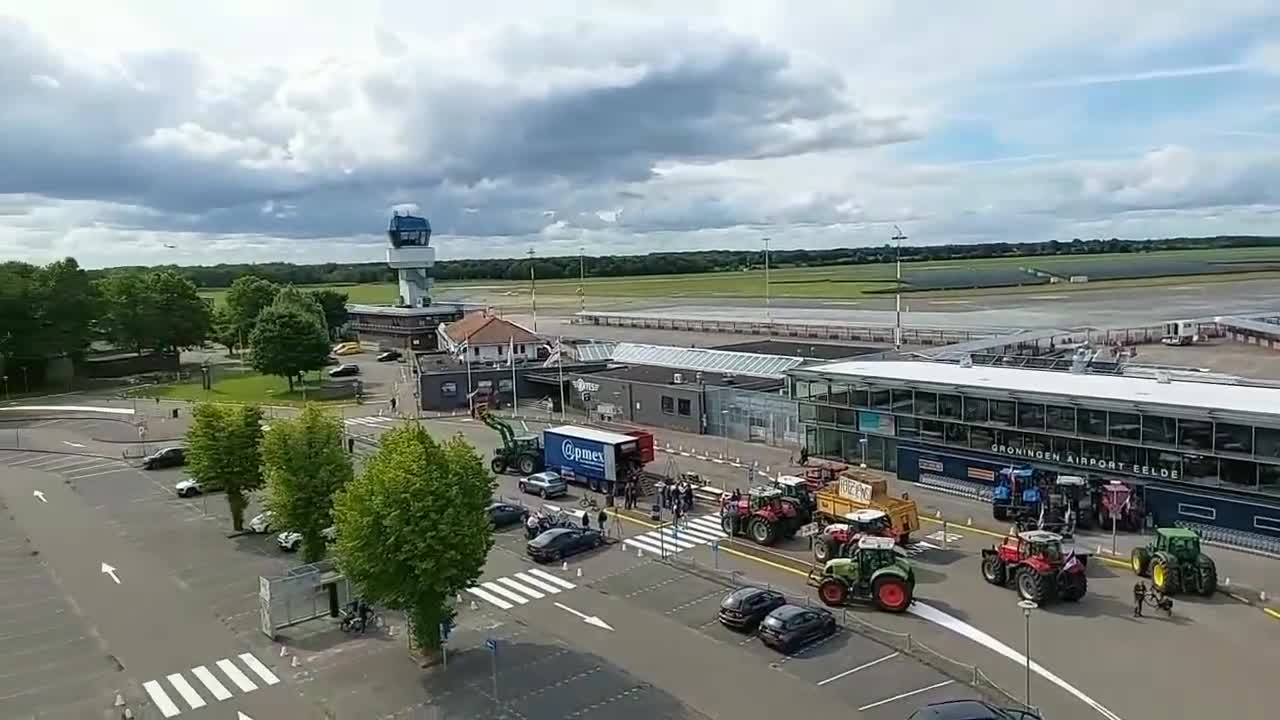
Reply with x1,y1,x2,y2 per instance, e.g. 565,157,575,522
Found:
114,694,125,707
561,561,568,571
1262,590,1269,602
1223,577,1231,588
291,655,300,668
456,594,463,604
966,517,972,527
576,567,583,578
942,520,949,550
935,509,942,519
470,601,479,611
637,547,644,558
280,646,288,657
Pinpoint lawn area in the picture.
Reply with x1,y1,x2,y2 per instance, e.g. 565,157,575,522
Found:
137,368,347,406
194,246,1280,303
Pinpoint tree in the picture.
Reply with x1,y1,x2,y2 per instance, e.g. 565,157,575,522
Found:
309,289,350,340
224,276,278,346
248,302,331,391
261,405,353,562
146,270,211,353
332,424,494,656
95,270,153,354
210,304,240,355
185,402,265,531
31,258,98,360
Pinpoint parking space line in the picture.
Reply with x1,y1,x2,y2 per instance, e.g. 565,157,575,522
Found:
190,665,233,701
7,454,53,466
51,457,109,472
858,680,954,711
143,680,182,718
215,658,258,692
25,456,78,469
816,652,900,686
165,673,207,710
66,465,130,480
480,581,530,605
526,567,577,589
238,652,280,685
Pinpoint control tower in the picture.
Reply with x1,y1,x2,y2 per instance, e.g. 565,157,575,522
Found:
387,212,435,307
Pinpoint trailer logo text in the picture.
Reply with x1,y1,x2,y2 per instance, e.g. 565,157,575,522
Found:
562,440,605,467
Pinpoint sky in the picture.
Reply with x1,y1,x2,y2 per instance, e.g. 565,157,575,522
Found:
2,1,1280,268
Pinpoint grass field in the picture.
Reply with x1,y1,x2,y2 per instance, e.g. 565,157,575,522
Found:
196,246,1280,304
136,369,344,406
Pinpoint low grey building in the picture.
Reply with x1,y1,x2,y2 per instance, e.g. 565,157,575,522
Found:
416,355,609,412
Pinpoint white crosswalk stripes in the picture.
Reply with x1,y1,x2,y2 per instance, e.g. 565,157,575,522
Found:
0,450,128,479
465,567,577,610
141,652,279,717
624,513,725,558
342,415,400,429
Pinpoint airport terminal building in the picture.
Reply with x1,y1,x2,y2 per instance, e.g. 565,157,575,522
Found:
791,358,1280,537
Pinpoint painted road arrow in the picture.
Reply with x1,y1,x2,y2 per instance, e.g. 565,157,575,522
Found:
238,712,255,720
100,562,121,585
554,602,614,631
33,490,47,503
61,440,86,448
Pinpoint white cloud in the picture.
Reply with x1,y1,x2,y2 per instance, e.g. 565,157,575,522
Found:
2,2,1280,267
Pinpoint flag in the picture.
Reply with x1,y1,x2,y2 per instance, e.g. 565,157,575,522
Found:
542,339,563,368
455,340,469,360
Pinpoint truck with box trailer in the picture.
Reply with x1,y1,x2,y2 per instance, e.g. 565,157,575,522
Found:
542,425,655,494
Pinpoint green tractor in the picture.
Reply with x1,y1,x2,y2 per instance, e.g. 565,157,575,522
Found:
807,536,915,613
1130,527,1217,596
479,407,544,475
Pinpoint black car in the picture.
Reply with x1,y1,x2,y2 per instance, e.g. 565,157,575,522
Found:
376,350,402,362
718,587,787,631
328,363,360,378
757,604,836,653
908,700,1041,720
488,502,529,529
142,446,186,470
527,527,603,563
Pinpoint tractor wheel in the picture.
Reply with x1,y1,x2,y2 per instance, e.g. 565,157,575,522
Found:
749,517,778,546
518,455,538,476
981,555,1007,586
818,578,848,607
1059,571,1087,602
814,537,834,563
993,507,1009,522
872,576,912,613
1150,559,1179,595
1016,567,1052,605
491,457,507,474
1196,557,1218,597
1130,547,1151,577
721,515,736,536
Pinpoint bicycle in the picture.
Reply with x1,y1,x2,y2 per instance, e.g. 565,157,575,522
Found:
579,496,600,512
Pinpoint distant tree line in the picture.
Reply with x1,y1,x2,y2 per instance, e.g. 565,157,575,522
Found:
88,235,1280,288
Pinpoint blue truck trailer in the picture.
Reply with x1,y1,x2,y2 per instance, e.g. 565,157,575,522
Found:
542,425,654,493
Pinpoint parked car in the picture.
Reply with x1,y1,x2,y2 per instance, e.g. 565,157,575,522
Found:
376,350,402,362
718,587,787,631
328,363,360,378
526,527,603,563
333,342,361,356
488,502,529,529
277,526,337,552
174,477,203,498
517,471,568,499
248,511,276,534
142,446,186,470
757,604,837,653
908,700,1042,719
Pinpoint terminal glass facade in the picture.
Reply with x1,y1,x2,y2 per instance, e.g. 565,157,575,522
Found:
793,376,1280,496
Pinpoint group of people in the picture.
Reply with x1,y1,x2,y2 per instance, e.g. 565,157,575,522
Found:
654,479,697,524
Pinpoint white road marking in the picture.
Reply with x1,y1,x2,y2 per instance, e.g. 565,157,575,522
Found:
50,457,104,471
495,576,544,599
215,658,258,693
143,680,182,718
513,571,564,594
653,529,700,549
66,466,128,480
480,581,530,605
817,652,900,686
526,567,576,589
61,440,86,448
166,673,207,709
910,601,1124,720
623,535,670,556
858,680,954,711
0,405,134,415
238,652,280,685
467,586,514,610
191,664,233,701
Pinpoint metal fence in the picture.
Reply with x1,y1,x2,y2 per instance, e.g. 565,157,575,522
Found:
655,546,1034,715
1175,520,1280,559
259,559,354,638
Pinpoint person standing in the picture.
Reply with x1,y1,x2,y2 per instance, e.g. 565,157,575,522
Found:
682,483,694,514
1132,581,1146,617
597,508,608,533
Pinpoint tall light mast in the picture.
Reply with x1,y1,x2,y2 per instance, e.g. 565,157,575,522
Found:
891,225,908,350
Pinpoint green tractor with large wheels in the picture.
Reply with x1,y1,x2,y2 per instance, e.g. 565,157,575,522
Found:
1130,527,1217,596
807,536,916,613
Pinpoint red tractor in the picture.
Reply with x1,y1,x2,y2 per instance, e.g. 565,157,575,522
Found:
812,509,897,562
720,487,800,547
980,530,1088,605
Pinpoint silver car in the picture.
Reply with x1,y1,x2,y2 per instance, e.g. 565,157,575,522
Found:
518,471,568,499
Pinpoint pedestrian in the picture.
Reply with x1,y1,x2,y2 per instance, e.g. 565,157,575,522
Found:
581,511,590,530
799,446,809,465
673,499,684,527
1132,580,1146,617
597,508,608,532
682,483,694,513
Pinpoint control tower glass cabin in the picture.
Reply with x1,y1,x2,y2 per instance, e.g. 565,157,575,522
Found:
387,213,435,308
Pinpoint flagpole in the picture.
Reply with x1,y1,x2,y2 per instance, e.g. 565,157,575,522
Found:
557,335,566,421
510,336,518,417
464,342,473,415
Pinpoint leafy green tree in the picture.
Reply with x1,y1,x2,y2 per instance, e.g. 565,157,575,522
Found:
210,304,240,355
224,276,278,346
332,424,494,656
248,302,330,391
95,270,153,354
185,402,265,531
146,270,211,353
309,289,350,340
31,258,98,359
261,405,353,562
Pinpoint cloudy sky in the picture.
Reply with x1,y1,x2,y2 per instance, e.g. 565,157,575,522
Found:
3,1,1280,268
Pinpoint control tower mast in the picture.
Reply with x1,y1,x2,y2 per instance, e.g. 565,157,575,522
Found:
387,212,435,308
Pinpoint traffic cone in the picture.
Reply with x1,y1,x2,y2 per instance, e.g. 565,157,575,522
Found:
291,655,300,668
1223,577,1231,587
123,710,134,720
279,646,288,657
966,517,972,526
1262,590,1269,602
456,593,463,604
470,600,479,611
114,694,125,707
935,510,942,519
576,567,583,578
637,547,644,557
561,561,568,571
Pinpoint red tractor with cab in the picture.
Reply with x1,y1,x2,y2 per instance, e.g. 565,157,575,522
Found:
980,530,1089,605
720,487,800,547
812,508,897,562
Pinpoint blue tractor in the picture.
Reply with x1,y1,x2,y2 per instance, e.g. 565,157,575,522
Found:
991,466,1044,524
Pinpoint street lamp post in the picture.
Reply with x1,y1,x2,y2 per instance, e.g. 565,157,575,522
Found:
763,237,772,331
721,408,730,458
2,375,8,401
891,226,907,350
1018,599,1037,708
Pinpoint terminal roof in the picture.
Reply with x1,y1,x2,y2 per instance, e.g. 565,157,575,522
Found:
797,359,1280,419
